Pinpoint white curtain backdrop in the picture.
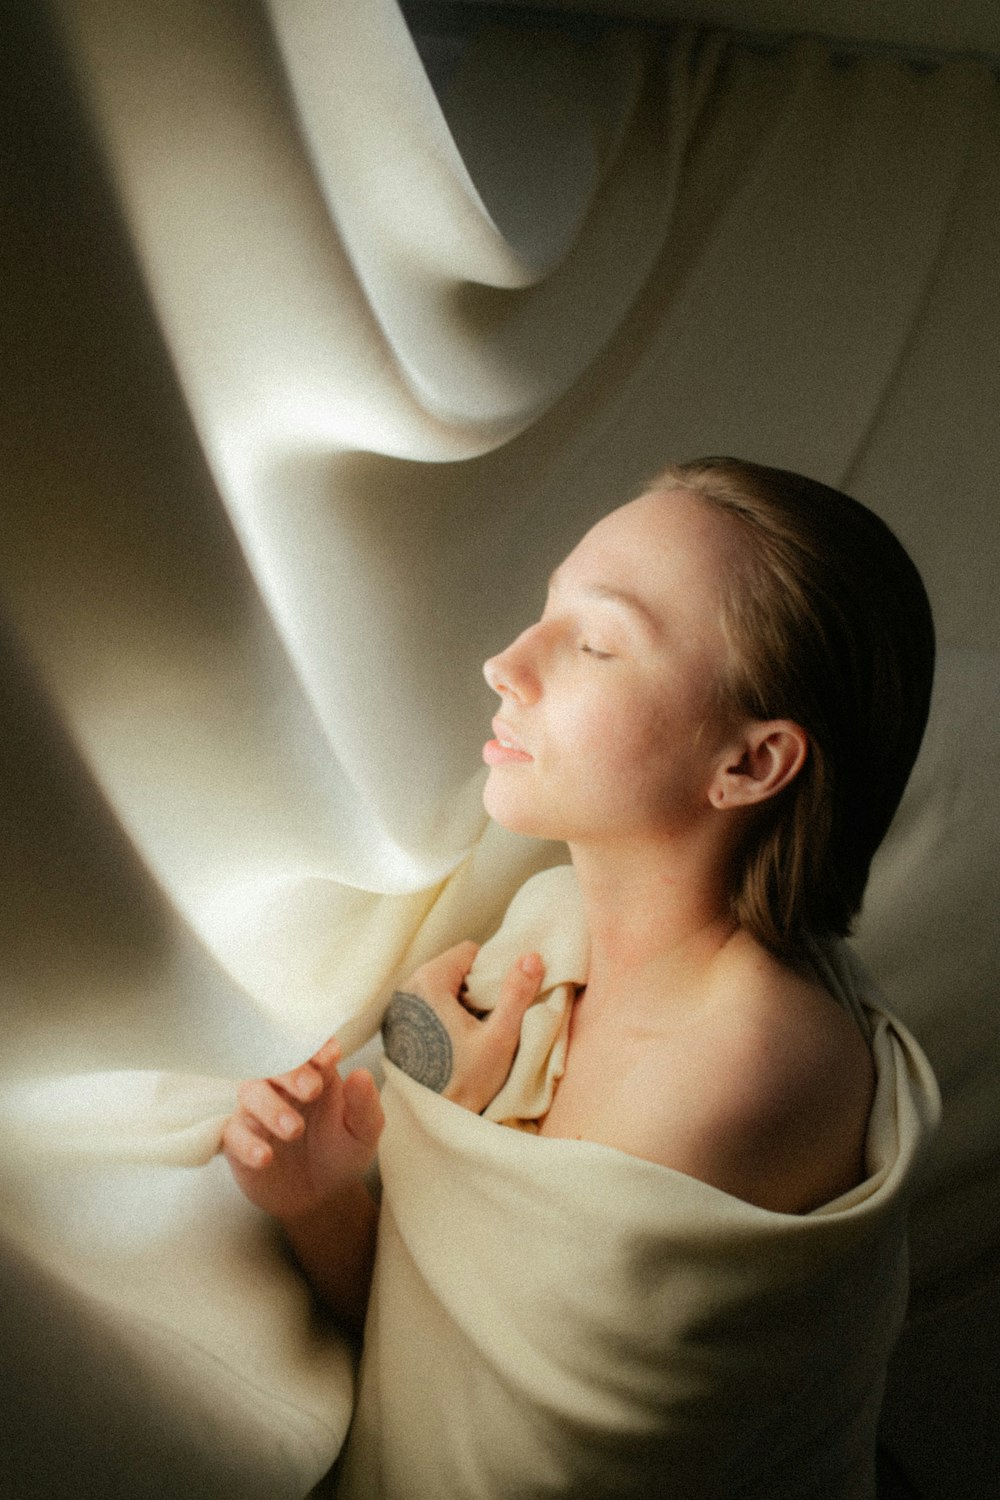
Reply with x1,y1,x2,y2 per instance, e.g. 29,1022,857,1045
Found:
2,1,999,1493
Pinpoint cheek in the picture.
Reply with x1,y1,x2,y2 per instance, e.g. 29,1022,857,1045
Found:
570,703,673,808
590,694,717,818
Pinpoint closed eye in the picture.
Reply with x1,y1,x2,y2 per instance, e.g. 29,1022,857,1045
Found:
580,643,614,660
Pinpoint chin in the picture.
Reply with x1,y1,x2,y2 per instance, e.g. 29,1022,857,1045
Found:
482,777,554,839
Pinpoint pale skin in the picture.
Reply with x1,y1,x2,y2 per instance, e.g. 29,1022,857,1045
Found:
222,486,875,1328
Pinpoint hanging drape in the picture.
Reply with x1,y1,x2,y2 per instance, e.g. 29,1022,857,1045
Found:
3,0,999,1494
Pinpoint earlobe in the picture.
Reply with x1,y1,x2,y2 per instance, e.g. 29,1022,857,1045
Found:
710,721,809,809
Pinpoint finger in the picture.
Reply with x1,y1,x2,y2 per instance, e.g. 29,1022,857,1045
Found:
491,952,545,1039
309,1036,342,1075
410,940,480,996
237,1077,306,1141
342,1069,386,1148
268,1060,324,1104
222,1114,274,1170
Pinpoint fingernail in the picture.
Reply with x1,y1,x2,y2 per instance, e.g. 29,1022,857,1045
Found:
278,1112,300,1137
519,953,542,976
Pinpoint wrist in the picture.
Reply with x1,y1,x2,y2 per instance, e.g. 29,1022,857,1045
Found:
280,1174,370,1235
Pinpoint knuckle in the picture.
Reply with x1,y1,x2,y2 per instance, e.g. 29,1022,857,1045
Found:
223,1119,254,1165
282,1065,317,1100
240,1078,284,1125
249,1078,274,1111
310,1045,340,1077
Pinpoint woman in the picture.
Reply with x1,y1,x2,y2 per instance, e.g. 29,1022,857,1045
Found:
223,458,939,1497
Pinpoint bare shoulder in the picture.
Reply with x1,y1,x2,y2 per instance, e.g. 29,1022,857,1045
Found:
682,934,877,1212
544,932,876,1213
596,935,877,1213
709,935,875,1107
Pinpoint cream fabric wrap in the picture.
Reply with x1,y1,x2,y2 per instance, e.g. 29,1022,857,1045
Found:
336,865,940,1500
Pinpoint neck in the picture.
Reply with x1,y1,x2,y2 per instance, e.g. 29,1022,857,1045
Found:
567,834,739,1016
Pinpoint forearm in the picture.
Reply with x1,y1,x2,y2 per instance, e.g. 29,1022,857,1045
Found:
281,1175,380,1336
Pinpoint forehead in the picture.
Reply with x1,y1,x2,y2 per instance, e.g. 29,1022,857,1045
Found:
561,488,738,604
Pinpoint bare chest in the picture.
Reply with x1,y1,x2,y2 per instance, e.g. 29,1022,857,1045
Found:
536,1001,702,1152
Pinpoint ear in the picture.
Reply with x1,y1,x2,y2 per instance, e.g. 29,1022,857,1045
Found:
708,720,809,810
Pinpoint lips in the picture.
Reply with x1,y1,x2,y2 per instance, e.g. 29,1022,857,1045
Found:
484,717,533,766
492,717,527,753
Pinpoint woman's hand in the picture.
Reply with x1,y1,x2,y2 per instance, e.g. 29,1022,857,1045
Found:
221,1038,384,1225
381,942,544,1114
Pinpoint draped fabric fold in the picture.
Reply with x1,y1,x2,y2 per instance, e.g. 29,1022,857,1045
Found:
3,0,1000,1491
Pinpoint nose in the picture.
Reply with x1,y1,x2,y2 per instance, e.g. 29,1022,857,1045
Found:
483,627,541,704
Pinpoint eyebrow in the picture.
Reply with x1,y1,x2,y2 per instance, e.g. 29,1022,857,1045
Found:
546,570,662,638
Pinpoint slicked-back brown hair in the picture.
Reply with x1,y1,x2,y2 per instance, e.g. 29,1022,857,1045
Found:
648,457,935,961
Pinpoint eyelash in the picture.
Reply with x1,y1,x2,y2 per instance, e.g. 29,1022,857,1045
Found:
580,643,614,660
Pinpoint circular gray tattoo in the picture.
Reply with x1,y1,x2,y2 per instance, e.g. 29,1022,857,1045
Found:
381,991,453,1094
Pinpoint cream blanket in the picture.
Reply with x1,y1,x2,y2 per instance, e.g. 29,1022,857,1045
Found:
0,866,939,1497
336,866,941,1500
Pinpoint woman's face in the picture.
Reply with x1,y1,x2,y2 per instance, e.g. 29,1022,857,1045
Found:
482,488,742,846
